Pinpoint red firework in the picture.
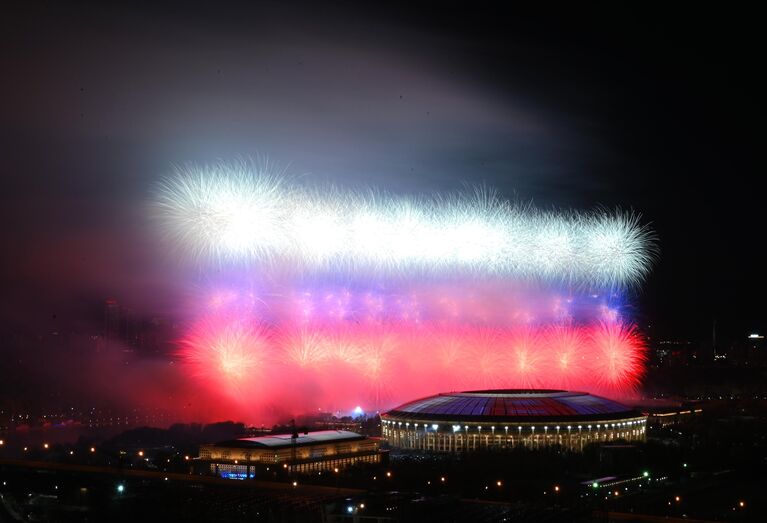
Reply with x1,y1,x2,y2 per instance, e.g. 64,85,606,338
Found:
179,314,647,419
181,317,271,394
589,321,647,392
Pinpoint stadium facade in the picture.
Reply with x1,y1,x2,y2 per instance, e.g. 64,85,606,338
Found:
199,430,384,478
382,390,646,452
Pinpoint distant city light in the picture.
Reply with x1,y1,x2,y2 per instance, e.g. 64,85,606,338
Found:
353,406,364,415
748,333,764,339
116,484,125,494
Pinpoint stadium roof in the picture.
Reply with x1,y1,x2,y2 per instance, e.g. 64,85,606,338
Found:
383,390,641,423
214,430,366,450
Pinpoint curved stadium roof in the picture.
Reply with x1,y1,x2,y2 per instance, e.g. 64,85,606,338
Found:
383,390,640,423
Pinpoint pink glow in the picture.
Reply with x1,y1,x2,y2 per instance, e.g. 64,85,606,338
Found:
179,312,647,423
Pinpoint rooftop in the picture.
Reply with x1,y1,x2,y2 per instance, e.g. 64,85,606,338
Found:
383,389,642,423
212,430,366,450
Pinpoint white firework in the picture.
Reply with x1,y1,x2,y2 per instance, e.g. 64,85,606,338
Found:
154,161,289,263
584,210,658,288
153,162,657,286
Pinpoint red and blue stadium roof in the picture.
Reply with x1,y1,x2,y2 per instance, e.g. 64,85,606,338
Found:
383,390,641,423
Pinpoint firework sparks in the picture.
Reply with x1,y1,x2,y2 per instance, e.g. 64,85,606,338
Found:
179,313,647,408
181,318,271,393
590,321,647,391
155,160,656,418
155,162,657,287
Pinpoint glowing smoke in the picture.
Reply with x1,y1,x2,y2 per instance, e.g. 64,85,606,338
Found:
179,316,647,418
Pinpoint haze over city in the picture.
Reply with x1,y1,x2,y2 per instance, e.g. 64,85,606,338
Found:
1,2,765,522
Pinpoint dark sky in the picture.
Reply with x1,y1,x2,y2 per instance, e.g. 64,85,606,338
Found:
1,1,764,344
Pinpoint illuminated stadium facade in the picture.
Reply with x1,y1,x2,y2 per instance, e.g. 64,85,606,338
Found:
382,390,647,453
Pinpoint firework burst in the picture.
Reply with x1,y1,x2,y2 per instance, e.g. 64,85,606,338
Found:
154,162,657,287
155,160,656,419
590,321,647,392
181,317,272,394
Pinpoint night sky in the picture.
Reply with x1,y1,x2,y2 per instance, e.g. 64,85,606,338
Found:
1,2,764,354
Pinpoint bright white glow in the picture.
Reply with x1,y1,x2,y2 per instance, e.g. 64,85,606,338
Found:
748,333,764,339
155,162,657,287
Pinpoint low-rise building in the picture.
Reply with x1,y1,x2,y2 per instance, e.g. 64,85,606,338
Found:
199,430,384,478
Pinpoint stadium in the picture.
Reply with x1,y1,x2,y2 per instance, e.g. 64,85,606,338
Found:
381,390,647,452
